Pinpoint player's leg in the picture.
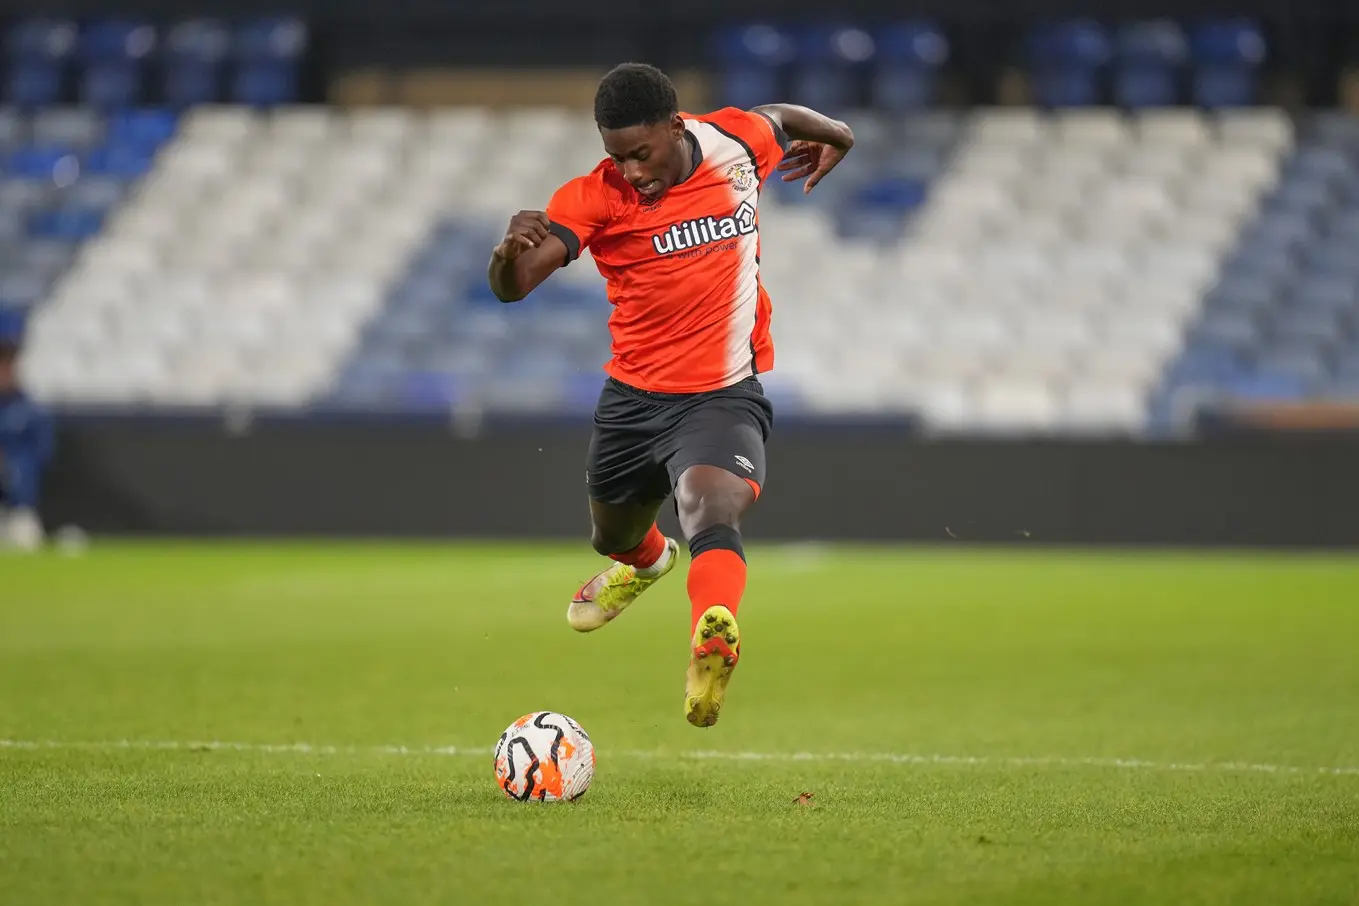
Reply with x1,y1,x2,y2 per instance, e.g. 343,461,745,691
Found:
569,497,680,633
675,465,756,726
664,382,772,727
567,386,680,632
0,455,43,551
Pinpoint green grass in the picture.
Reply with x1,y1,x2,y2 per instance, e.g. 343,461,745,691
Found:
2,542,1358,905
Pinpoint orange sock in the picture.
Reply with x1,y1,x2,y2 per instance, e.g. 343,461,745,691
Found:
687,548,747,633
611,523,666,569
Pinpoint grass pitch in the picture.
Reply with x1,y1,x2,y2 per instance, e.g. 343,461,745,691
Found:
2,542,1357,905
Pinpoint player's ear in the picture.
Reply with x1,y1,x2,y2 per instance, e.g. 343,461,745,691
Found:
670,114,685,138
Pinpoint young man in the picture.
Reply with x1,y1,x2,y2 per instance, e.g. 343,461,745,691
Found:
0,311,54,552
488,63,853,727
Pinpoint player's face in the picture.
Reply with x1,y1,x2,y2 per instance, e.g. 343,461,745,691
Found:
600,115,687,204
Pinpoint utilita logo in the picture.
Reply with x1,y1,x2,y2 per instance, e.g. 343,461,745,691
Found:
651,201,756,255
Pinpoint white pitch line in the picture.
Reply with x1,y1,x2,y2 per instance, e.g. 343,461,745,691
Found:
2,739,1357,777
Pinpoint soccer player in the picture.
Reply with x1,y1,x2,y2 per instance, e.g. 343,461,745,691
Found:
487,63,853,727
0,310,54,552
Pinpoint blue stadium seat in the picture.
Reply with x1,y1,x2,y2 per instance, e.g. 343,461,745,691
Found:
1303,240,1359,278
789,24,874,114
1222,242,1296,284
1274,311,1346,352
1309,112,1359,149
0,177,55,214
107,108,178,149
1114,67,1178,108
0,271,47,309
398,372,464,409
5,18,75,106
1188,19,1265,108
61,175,126,212
0,108,27,153
1258,343,1330,376
7,145,78,180
1113,20,1186,108
1193,309,1260,351
1335,352,1359,379
710,23,793,109
80,62,142,110
879,146,945,180
22,239,77,277
31,107,104,149
1286,147,1353,183
78,19,156,63
1327,209,1359,241
165,62,220,108
231,62,298,107
1166,346,1246,383
234,17,308,63
1263,179,1334,218
1239,213,1315,252
84,142,157,179
871,21,947,112
76,19,154,109
0,208,25,244
1027,19,1111,107
1221,373,1313,401
6,19,78,63
27,205,105,241
1193,66,1258,107
6,64,64,108
164,19,230,107
1292,274,1358,312
230,17,307,107
853,176,928,211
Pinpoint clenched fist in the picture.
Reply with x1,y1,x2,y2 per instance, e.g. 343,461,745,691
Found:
494,210,553,259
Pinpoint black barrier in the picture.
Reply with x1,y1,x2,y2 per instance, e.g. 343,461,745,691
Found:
2,0,1347,105
37,417,1359,547
2,0,1342,21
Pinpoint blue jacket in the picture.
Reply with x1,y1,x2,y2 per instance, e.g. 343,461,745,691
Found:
0,390,54,507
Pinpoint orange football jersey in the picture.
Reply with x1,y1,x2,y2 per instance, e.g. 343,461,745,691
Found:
546,107,788,394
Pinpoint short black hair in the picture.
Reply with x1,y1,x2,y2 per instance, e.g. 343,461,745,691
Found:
594,63,678,130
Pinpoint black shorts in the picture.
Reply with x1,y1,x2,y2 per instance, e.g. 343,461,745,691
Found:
586,376,774,506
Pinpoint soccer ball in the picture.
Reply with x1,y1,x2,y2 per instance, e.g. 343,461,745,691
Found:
493,711,595,802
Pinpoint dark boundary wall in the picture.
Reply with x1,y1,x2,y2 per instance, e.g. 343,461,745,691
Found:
39,418,1359,547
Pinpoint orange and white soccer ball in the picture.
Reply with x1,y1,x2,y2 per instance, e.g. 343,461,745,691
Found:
494,711,595,802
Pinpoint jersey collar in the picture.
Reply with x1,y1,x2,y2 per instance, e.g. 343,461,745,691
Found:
673,129,703,187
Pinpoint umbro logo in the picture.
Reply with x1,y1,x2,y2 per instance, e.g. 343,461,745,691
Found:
734,455,754,473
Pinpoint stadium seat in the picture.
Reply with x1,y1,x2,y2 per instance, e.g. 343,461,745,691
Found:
1027,19,1112,108
789,24,873,114
710,23,793,109
1188,19,1265,108
1113,20,1187,108
871,21,948,112
163,19,230,107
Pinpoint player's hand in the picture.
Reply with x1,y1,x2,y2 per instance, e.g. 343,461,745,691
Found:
494,210,552,260
776,140,850,194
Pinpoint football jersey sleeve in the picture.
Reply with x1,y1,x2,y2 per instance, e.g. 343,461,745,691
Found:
707,107,790,184
546,173,610,265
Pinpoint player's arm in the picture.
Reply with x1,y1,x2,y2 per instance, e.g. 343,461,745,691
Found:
487,210,568,303
750,104,855,193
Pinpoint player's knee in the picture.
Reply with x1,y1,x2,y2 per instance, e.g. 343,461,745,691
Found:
675,476,750,538
590,523,643,557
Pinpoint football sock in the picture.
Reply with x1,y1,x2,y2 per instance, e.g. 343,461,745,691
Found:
610,523,668,575
686,524,747,633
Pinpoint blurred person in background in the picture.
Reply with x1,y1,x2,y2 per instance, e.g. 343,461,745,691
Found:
0,310,53,552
